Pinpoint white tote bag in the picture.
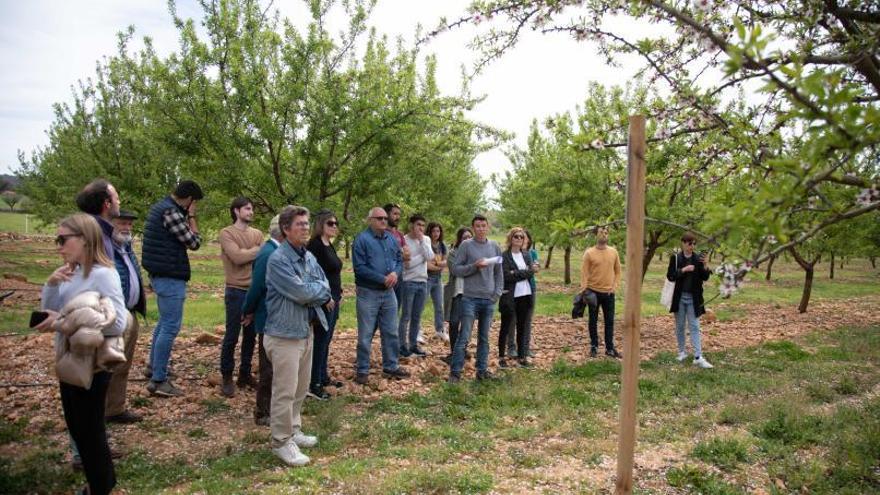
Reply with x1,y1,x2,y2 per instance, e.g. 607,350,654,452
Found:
660,253,677,311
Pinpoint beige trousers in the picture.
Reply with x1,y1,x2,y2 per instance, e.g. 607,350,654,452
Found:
264,332,313,448
105,310,139,417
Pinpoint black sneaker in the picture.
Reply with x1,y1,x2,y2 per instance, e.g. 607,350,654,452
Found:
354,373,369,385
476,370,497,381
106,410,143,424
589,347,598,358
447,373,461,384
498,358,510,369
518,359,533,368
254,415,270,426
307,386,330,401
322,378,343,388
410,347,428,357
382,367,411,380
606,348,622,359
399,348,412,358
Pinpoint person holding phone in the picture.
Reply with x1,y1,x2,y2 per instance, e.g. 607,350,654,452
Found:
666,232,713,369
36,213,128,495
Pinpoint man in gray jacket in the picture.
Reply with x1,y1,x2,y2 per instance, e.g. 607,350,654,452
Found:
449,214,503,382
264,205,330,467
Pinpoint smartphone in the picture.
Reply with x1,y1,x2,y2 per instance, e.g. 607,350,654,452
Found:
29,311,49,328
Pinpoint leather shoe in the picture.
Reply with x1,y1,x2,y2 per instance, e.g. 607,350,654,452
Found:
221,375,235,398
106,410,143,424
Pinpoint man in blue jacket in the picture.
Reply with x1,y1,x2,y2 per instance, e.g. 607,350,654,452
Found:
264,205,329,467
242,214,282,426
352,207,411,385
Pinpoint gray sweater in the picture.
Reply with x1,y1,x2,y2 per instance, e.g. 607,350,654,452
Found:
450,237,503,301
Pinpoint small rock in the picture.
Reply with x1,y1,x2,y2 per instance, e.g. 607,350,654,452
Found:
195,332,222,345
206,373,222,387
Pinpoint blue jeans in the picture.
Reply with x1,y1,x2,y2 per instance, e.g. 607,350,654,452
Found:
451,296,495,375
587,291,616,351
675,292,702,357
220,287,255,377
311,301,340,388
356,286,400,374
398,280,427,353
149,277,186,383
427,275,444,334
447,295,463,351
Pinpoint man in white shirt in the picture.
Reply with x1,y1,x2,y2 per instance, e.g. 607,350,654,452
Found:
397,214,434,357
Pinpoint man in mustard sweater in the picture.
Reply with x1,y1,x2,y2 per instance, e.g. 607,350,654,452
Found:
580,227,622,359
219,197,265,397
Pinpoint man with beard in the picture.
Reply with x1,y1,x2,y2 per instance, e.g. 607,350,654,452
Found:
106,210,146,423
218,197,264,397
580,227,622,359
75,179,121,260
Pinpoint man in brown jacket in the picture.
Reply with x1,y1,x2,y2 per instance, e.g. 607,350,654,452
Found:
219,197,264,397
580,227,622,359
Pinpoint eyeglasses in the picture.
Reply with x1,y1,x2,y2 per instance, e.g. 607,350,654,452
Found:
512,234,525,240
55,234,82,246
371,216,388,221
326,221,339,227
684,240,696,245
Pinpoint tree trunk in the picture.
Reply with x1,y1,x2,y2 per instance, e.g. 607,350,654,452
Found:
641,230,662,283
790,247,820,314
765,254,775,281
545,245,554,269
830,251,835,279
871,256,876,269
345,237,351,260
563,246,572,285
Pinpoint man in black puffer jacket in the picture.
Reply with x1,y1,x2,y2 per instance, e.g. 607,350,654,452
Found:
142,180,203,397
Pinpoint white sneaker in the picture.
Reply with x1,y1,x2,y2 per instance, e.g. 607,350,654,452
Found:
435,331,450,343
693,356,714,369
417,332,427,345
272,442,310,466
292,431,318,448
676,351,688,362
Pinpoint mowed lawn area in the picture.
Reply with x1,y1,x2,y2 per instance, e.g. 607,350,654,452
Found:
1,226,878,494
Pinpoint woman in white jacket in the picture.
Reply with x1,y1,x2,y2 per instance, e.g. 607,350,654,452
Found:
36,213,127,495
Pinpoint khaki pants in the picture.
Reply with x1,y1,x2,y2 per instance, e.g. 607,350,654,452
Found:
264,332,313,448
105,311,138,417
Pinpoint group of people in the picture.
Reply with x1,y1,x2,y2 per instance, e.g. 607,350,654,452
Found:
36,178,715,492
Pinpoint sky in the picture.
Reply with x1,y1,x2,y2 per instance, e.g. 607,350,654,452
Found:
0,0,638,198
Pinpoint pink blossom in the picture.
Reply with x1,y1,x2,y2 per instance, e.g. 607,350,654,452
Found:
694,0,712,13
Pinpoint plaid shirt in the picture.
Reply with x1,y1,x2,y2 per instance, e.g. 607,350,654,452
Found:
162,208,201,250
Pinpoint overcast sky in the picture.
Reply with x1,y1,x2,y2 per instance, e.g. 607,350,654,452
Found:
0,0,637,197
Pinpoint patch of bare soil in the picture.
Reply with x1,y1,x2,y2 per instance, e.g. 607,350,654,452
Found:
1,294,878,489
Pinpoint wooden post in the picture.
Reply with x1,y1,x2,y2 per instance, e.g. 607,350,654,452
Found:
615,115,646,494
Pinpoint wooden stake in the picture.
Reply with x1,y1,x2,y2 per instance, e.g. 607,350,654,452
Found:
615,115,647,494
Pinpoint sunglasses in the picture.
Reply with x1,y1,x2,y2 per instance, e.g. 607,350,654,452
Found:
512,234,525,240
684,240,696,245
371,216,388,221
326,221,339,227
55,234,82,246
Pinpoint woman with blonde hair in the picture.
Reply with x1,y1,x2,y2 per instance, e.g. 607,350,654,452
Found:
498,226,538,367
36,213,127,495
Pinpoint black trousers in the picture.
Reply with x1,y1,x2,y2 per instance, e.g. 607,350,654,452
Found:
60,371,115,495
498,294,534,358
255,334,273,420
587,291,616,351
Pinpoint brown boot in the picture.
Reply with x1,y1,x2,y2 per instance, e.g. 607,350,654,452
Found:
221,374,235,398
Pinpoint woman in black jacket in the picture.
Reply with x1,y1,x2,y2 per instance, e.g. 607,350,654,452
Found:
498,227,537,368
666,232,713,368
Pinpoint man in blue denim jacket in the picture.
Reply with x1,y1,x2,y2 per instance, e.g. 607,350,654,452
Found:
352,206,411,385
264,205,330,467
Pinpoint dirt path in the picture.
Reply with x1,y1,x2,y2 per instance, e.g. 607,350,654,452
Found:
1,291,878,483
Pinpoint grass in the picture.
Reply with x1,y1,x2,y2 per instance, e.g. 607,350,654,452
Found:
2,324,878,493
0,211,53,235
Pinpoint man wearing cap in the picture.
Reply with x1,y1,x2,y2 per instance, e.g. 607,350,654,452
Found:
141,180,203,397
242,213,283,426
105,210,146,423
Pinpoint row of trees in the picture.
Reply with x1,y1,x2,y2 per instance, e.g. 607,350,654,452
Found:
18,0,500,237
475,0,879,311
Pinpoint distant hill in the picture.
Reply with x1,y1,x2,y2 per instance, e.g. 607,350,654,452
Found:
0,175,21,191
